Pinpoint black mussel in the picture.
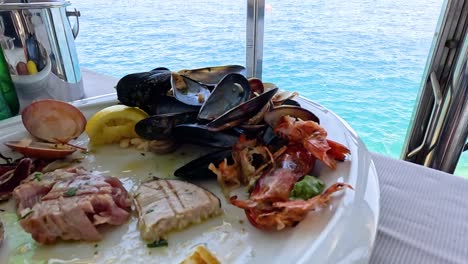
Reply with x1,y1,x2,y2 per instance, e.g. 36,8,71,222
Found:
198,73,251,121
172,73,211,106
149,139,178,154
174,149,232,180
178,65,246,86
239,124,268,132
261,126,289,152
116,68,172,114
151,67,170,72
243,101,271,126
207,87,278,131
174,124,240,148
135,112,198,140
282,99,301,107
147,96,200,115
264,105,320,129
261,126,276,145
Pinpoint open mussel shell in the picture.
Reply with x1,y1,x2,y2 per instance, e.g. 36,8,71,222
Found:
172,73,211,106
174,149,232,180
22,99,86,143
281,99,301,107
198,73,250,121
148,96,200,115
135,112,198,140
116,68,172,114
264,105,320,129
239,124,268,134
178,65,246,86
244,101,271,125
174,124,240,148
4,141,77,160
207,87,279,131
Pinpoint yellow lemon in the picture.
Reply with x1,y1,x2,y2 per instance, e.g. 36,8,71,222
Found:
85,105,149,145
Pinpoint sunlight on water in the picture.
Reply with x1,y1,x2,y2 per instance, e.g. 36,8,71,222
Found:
72,0,466,177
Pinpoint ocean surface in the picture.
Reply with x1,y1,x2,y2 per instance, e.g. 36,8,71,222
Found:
72,0,467,177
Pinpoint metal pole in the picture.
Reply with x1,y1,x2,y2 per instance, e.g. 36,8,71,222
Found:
246,0,265,79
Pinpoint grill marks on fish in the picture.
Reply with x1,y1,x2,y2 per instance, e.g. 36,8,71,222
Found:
12,167,131,244
134,179,222,242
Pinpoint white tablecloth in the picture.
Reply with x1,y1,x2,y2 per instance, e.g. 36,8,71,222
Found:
369,153,468,264
81,69,468,264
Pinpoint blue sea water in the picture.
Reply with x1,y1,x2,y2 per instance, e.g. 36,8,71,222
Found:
72,0,467,176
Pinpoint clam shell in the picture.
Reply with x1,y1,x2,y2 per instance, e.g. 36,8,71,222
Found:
21,99,86,143
5,141,77,160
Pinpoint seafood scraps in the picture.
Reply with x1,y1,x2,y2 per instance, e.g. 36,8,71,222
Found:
229,144,352,230
210,116,352,230
275,116,350,169
13,167,131,244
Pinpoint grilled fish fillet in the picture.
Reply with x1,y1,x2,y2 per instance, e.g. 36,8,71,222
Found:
134,179,222,241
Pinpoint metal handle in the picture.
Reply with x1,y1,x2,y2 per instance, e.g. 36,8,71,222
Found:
66,8,80,39
406,72,446,158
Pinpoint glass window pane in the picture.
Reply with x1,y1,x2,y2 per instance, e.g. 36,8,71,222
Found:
263,0,444,164
74,0,246,78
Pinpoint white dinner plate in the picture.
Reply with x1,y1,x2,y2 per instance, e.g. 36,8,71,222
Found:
0,94,379,264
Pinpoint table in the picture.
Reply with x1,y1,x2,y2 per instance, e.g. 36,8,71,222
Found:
80,69,468,264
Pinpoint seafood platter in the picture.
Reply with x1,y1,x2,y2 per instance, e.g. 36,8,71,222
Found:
0,65,379,263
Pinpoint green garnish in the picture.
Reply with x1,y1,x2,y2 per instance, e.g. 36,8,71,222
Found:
64,187,78,197
32,172,43,182
146,209,154,214
147,239,168,248
290,175,325,200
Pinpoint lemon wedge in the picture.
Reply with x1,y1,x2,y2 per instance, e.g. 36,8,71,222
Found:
85,105,149,145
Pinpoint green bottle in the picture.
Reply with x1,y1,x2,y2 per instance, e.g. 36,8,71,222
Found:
0,89,12,120
0,48,19,115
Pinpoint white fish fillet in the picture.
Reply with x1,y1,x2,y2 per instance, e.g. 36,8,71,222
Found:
134,179,222,241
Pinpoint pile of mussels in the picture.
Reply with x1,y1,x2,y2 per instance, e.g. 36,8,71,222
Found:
116,65,319,179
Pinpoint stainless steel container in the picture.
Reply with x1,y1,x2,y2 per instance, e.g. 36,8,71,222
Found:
0,0,83,110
